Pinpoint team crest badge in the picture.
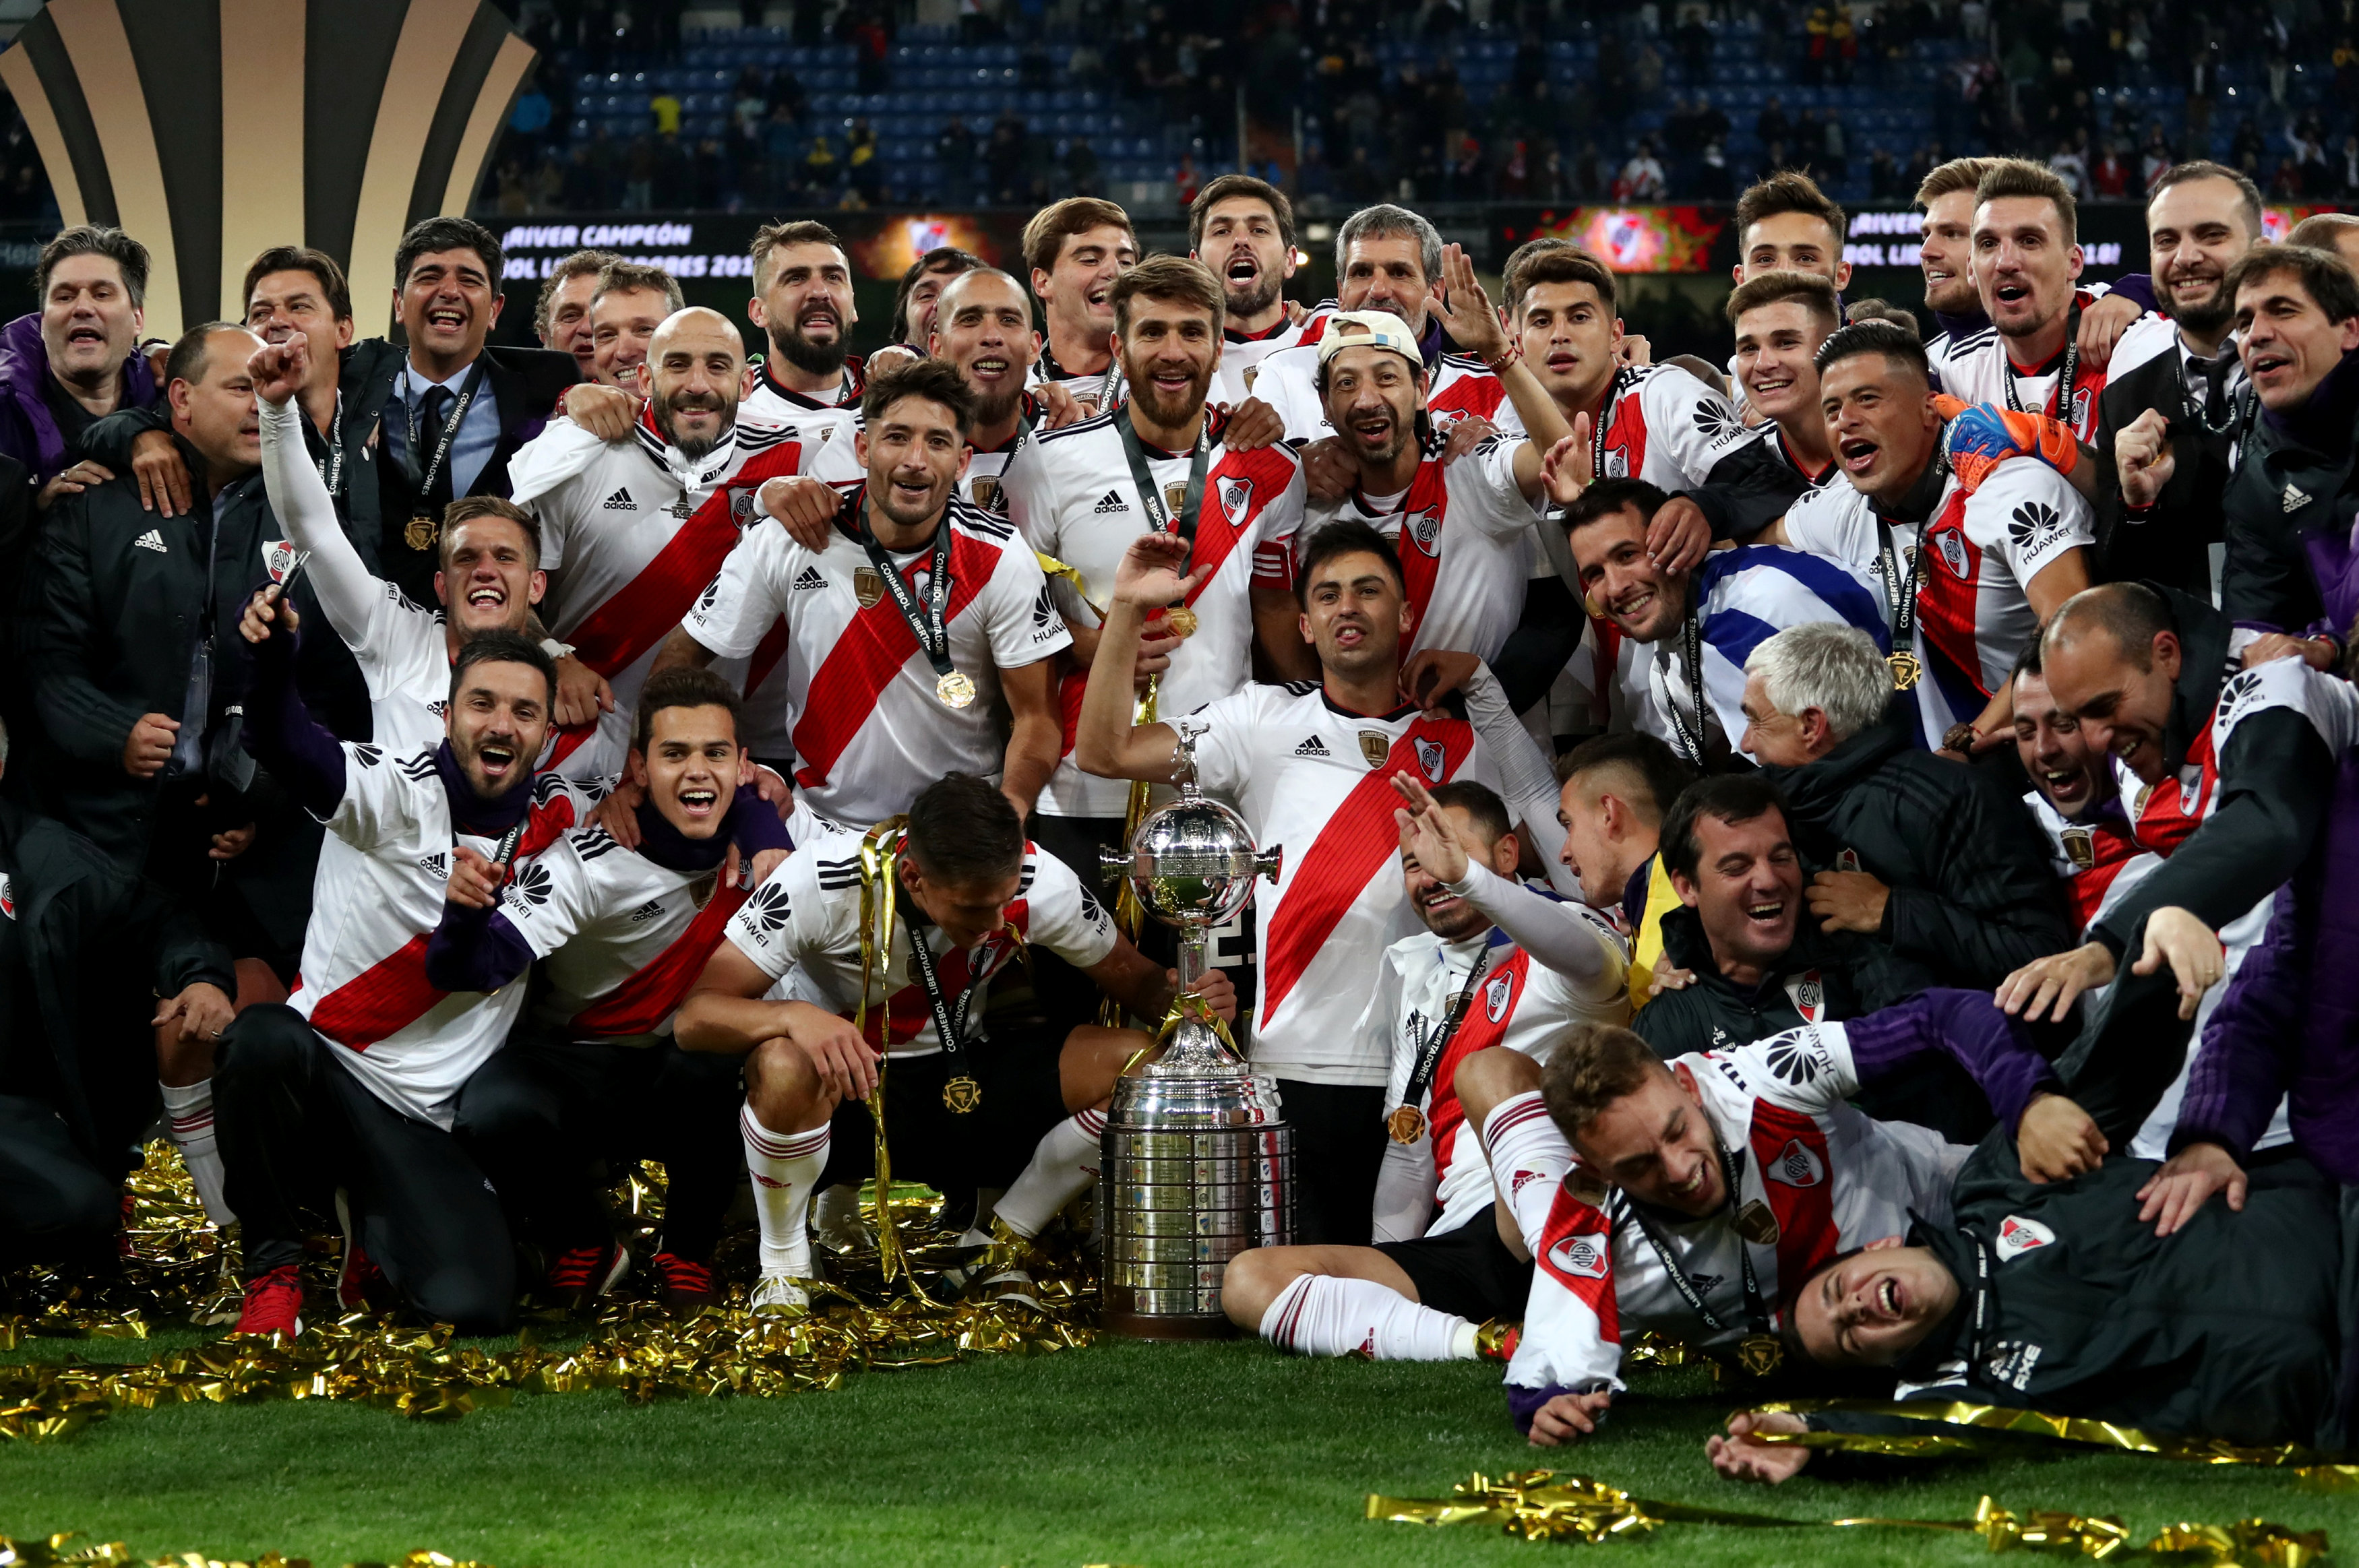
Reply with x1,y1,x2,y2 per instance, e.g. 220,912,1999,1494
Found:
1358,730,1390,767
1415,736,1445,782
0,874,12,920
1405,507,1442,557
1219,476,1252,527
971,475,1000,509
853,565,885,608
818,425,836,443
1764,1137,1827,1188
1547,1232,1609,1280
1483,973,1513,1022
1936,528,1971,577
728,489,755,524
1996,1214,2054,1260
1837,848,1860,872
1242,365,1259,393
262,539,299,583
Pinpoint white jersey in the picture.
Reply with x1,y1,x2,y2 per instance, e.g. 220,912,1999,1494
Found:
1934,295,2145,445
1372,916,1628,1237
1252,334,1510,442
1506,1023,1967,1395
1208,311,1327,409
1027,343,1125,411
1302,434,1541,664
507,410,813,771
1187,681,1504,1086
1780,456,2093,749
681,488,1069,827
741,358,864,451
290,752,586,1128
1630,544,1894,767
801,395,1049,513
1000,407,1307,816
720,827,1117,1054
1589,363,1752,491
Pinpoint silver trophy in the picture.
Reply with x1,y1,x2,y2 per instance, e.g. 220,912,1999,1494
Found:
1097,722,1293,1338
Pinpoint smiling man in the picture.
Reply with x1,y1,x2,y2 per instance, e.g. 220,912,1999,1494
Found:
585,261,685,391
1996,581,2358,1159
2007,639,2157,941
435,668,799,1317
537,249,621,382
2215,245,2359,653
216,606,580,1338
1495,987,2064,1445
924,267,1049,507
2093,162,2264,600
0,226,156,503
1021,197,1139,410
663,358,1069,827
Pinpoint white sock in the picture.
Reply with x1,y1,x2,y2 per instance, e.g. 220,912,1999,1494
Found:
740,1104,827,1277
1481,1092,1574,1254
160,1079,233,1226
1255,1274,1478,1360
989,1108,1107,1240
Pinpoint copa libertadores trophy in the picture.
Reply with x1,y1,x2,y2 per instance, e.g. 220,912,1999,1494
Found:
1098,721,1293,1338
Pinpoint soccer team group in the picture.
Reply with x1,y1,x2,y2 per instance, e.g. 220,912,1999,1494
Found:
6,145,2359,1476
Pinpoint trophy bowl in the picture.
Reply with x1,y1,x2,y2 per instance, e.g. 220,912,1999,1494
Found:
1110,793,1277,934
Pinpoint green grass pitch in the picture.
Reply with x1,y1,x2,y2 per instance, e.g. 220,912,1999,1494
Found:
5,1325,2354,1567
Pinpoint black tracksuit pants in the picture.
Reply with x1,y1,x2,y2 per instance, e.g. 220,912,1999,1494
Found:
215,1003,514,1332
0,1094,122,1265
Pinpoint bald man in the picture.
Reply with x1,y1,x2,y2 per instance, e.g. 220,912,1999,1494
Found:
506,306,808,778
2286,212,2359,278
1995,580,2359,1160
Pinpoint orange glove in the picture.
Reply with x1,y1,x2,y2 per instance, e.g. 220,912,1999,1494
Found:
1936,393,2080,493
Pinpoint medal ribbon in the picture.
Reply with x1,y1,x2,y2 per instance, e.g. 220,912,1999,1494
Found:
1397,943,1497,1123
1589,367,1629,480
1612,1146,1771,1338
2000,304,2079,430
1661,598,1711,769
853,821,929,1297
849,507,958,686
1117,412,1211,625
898,895,987,1064
403,360,488,503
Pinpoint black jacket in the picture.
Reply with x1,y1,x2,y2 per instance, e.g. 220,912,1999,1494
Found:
349,338,576,606
0,797,233,1168
30,458,270,867
2091,335,2236,600
2219,348,2359,639
1763,723,2075,992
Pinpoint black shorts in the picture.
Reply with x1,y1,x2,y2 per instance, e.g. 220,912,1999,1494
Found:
818,1027,1072,1193
1373,1202,1533,1324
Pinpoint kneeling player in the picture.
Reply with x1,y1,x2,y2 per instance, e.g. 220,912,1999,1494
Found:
675,772,1232,1311
436,669,803,1313
1222,778,1627,1358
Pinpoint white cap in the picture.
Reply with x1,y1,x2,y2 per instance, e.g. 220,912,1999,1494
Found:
1316,309,1423,372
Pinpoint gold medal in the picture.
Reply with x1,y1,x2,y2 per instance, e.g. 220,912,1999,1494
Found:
404,511,439,552
1386,1105,1427,1145
936,670,977,708
942,1074,982,1114
1735,1199,1780,1246
1162,604,1198,639
1735,1333,1783,1377
1887,649,1922,690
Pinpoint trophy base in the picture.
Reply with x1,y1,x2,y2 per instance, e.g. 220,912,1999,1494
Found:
1099,1295,1237,1340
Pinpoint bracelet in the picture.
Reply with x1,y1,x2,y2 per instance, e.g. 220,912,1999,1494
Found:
1482,339,1524,375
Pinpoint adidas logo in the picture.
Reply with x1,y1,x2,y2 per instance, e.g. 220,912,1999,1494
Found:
792,566,826,591
603,487,638,511
1091,489,1128,515
2284,483,2312,513
1291,735,1329,757
627,899,665,923
133,528,166,553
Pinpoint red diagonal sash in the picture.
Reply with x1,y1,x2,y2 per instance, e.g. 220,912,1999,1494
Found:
563,422,804,679
1427,949,1532,1187
791,522,998,792
1259,714,1476,1017
1750,1099,1838,1305
301,794,576,1048
571,879,752,1037
1381,458,1450,641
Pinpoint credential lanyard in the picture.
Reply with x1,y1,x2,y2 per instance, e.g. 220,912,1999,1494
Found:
900,912,983,1060
1614,1146,1771,1337
404,361,488,499
1400,943,1496,1112
1590,367,1629,481
851,497,957,683
2001,304,2079,430
1662,600,1711,769
1117,413,1212,567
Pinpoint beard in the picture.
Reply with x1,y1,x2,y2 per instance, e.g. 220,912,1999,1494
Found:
772,313,849,376
652,387,736,460
2167,276,2234,339
873,470,947,528
1225,270,1282,320
969,376,1026,429
1120,354,1213,429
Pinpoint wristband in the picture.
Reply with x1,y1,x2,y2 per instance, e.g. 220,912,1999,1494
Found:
1482,339,1523,375
540,637,575,661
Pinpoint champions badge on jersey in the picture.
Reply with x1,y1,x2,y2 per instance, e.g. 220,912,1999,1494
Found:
1359,731,1390,767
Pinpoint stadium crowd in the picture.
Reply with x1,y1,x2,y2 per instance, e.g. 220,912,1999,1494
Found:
1,153,2358,1472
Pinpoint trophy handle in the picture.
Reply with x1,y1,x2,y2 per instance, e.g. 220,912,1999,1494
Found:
1255,844,1283,884
1168,718,1204,792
